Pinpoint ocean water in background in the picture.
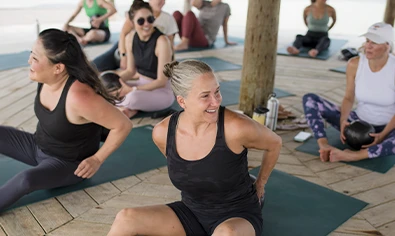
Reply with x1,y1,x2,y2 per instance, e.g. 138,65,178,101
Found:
0,0,388,53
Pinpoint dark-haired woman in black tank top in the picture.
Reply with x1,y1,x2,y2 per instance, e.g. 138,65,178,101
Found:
104,0,174,119
108,60,282,236
0,28,132,212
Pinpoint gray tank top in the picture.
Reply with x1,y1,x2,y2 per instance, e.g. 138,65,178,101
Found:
307,7,329,32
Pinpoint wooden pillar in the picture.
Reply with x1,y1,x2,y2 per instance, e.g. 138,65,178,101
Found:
184,0,192,14
239,0,281,116
384,0,395,26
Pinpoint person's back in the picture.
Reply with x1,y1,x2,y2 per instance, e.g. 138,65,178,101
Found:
198,1,231,45
355,54,395,126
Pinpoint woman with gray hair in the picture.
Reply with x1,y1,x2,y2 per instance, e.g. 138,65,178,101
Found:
107,60,282,236
302,22,395,162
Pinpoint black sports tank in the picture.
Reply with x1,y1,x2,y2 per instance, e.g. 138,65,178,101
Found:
34,78,101,162
166,106,259,215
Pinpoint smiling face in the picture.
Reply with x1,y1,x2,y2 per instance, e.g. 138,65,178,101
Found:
364,39,389,60
133,8,155,39
28,39,57,83
180,72,222,124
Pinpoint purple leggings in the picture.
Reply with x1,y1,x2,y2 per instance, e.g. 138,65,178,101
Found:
303,93,395,158
173,11,209,48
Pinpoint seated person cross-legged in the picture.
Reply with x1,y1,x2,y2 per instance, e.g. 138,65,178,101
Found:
101,0,174,119
302,22,395,162
287,0,336,57
173,0,236,51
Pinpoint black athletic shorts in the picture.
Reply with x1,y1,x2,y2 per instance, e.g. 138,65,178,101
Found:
83,27,111,42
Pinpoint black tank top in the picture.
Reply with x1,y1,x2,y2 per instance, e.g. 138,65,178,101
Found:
133,27,162,80
34,78,101,162
166,106,258,215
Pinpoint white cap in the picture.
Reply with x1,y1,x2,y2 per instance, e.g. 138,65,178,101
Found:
360,22,394,47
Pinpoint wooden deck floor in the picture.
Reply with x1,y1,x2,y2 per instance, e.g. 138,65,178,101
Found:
0,42,393,236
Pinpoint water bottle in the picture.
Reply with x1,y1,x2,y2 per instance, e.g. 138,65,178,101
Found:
265,93,280,130
252,106,269,125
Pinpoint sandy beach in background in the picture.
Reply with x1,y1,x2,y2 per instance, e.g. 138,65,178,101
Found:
0,0,388,54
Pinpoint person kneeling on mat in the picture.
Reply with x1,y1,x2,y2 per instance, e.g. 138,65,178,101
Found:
107,60,282,236
286,0,336,57
102,0,175,119
302,22,395,162
0,29,133,213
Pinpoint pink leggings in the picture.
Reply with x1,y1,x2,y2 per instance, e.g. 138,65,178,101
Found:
173,11,209,48
117,77,175,112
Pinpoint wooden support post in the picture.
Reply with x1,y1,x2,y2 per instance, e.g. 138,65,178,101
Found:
184,0,192,14
239,0,281,117
384,0,395,26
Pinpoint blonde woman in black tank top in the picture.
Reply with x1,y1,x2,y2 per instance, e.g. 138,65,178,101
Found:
108,60,282,236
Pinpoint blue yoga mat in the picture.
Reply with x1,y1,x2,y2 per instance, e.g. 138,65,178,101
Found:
250,167,367,236
175,36,244,53
330,65,347,74
84,32,120,47
277,39,348,60
0,50,30,71
134,80,295,118
295,127,395,173
180,56,241,72
1,125,166,211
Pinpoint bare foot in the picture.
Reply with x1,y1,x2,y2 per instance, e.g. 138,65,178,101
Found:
308,49,319,57
174,42,189,51
286,46,300,55
318,143,334,162
329,149,351,162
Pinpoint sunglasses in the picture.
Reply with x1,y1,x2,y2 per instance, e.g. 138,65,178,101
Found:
136,15,155,26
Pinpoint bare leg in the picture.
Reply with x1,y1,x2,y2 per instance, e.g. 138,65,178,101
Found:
107,205,186,236
286,46,300,55
308,49,319,57
174,37,189,51
317,138,335,162
330,149,369,162
66,25,86,45
82,29,106,44
212,217,256,236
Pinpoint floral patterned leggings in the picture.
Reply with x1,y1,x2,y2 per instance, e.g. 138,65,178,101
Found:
303,93,395,158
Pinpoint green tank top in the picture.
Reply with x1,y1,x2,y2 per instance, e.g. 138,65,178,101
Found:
83,0,109,27
307,7,329,32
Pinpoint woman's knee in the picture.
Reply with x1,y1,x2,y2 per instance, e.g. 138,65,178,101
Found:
111,208,140,233
184,10,197,20
212,224,239,236
173,10,182,21
302,93,320,104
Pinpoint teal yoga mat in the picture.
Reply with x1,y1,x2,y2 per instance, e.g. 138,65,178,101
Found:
330,65,347,74
175,36,244,53
295,127,395,173
250,167,367,236
1,125,166,211
0,50,30,71
133,80,295,119
277,39,348,60
180,57,241,72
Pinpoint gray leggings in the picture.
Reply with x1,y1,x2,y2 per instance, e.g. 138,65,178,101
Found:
0,126,83,212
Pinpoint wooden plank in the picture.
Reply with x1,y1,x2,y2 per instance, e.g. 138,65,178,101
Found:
0,227,6,236
304,159,345,173
18,115,38,133
56,190,97,218
330,168,395,196
47,220,111,236
0,83,35,111
353,182,395,209
274,163,316,177
334,218,379,235
1,104,35,127
359,200,395,228
317,166,371,185
145,173,173,186
378,220,395,236
0,207,45,236
85,183,121,204
0,93,34,122
111,175,141,192
136,169,161,181
28,198,73,233
126,182,180,200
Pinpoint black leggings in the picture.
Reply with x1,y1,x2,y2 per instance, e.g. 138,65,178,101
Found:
0,126,83,212
292,30,331,52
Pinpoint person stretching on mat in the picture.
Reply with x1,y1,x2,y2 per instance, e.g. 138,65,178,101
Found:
173,0,237,51
107,60,282,236
63,0,116,45
93,0,179,72
287,0,336,58
302,22,395,162
0,28,132,212
101,0,174,119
